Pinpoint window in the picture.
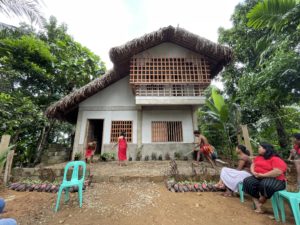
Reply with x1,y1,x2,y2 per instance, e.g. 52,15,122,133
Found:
110,121,132,143
152,121,183,142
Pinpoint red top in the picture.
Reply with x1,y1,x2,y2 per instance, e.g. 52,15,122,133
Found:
293,144,300,155
254,156,287,181
119,138,127,149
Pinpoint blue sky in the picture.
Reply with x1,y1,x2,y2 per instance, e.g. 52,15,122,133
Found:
0,0,242,70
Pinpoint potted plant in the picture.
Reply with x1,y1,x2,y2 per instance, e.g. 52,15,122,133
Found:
74,152,82,161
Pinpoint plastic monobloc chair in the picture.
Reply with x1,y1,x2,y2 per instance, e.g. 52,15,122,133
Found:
55,161,86,212
277,190,300,225
239,182,281,222
238,182,244,203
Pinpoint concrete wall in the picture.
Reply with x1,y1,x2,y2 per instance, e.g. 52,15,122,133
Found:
142,107,194,143
73,76,138,156
80,76,135,107
134,42,202,58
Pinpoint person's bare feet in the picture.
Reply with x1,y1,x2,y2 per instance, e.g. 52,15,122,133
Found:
259,196,267,204
221,189,233,197
253,198,264,213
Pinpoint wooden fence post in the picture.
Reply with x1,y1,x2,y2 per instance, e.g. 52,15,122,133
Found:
3,150,14,185
241,125,253,156
0,135,11,175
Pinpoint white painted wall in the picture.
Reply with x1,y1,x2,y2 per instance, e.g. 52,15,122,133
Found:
142,109,194,143
134,42,202,59
78,110,137,145
80,76,135,107
78,76,137,145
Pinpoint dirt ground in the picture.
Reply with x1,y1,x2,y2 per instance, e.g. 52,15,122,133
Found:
0,182,297,225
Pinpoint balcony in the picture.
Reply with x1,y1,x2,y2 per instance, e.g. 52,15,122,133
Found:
134,84,206,105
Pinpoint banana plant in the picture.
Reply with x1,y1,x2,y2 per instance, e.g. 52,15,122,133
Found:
201,88,241,158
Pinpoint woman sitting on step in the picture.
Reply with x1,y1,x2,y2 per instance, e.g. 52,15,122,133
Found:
214,144,252,197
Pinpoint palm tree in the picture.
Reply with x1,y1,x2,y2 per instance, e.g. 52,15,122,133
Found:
247,0,300,32
0,0,45,26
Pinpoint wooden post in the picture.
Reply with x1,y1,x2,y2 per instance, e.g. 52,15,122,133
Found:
0,135,11,175
241,125,253,156
3,150,14,185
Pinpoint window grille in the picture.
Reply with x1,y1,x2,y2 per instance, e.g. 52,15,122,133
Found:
152,121,183,142
110,121,132,143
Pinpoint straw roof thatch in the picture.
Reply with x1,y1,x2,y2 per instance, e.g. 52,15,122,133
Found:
45,25,232,123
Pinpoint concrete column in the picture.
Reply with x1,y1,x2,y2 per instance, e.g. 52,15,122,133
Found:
137,106,142,147
136,106,142,160
72,110,84,160
191,106,199,131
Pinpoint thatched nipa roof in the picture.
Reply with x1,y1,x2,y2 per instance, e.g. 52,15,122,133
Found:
45,26,233,123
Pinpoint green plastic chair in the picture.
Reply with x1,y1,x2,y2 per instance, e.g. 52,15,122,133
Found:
277,190,300,225
239,182,281,222
55,161,86,212
238,182,244,203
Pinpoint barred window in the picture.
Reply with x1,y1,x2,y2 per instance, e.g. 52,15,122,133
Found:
110,121,132,143
152,121,183,142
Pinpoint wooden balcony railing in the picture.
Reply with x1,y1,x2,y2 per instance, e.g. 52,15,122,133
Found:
134,84,206,97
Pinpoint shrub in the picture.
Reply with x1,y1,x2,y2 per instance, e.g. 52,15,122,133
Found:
74,152,82,160
144,155,149,161
158,154,163,161
101,152,115,161
174,152,182,160
151,152,157,160
165,152,171,160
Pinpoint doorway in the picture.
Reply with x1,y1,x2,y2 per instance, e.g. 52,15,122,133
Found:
86,119,104,155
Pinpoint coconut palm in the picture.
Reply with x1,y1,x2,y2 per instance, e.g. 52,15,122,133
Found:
0,0,45,26
247,0,300,31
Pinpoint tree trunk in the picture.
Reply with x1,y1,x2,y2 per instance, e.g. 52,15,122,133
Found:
274,117,289,149
34,120,55,165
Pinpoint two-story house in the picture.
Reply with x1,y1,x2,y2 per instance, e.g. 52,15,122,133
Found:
45,26,232,160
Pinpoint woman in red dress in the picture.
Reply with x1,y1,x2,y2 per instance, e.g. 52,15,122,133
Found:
117,132,127,166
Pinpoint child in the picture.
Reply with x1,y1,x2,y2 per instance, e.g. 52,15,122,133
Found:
287,133,300,190
85,141,96,163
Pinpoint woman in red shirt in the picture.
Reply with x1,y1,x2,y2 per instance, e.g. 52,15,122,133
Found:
243,143,287,213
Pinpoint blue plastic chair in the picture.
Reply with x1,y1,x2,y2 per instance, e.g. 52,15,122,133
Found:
238,182,244,203
55,161,86,212
276,190,300,225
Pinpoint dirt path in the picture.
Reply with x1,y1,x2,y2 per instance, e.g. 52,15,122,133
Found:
0,182,296,225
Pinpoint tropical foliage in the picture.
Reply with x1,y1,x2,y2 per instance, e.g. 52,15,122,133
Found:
0,0,45,26
0,17,106,166
208,0,300,156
